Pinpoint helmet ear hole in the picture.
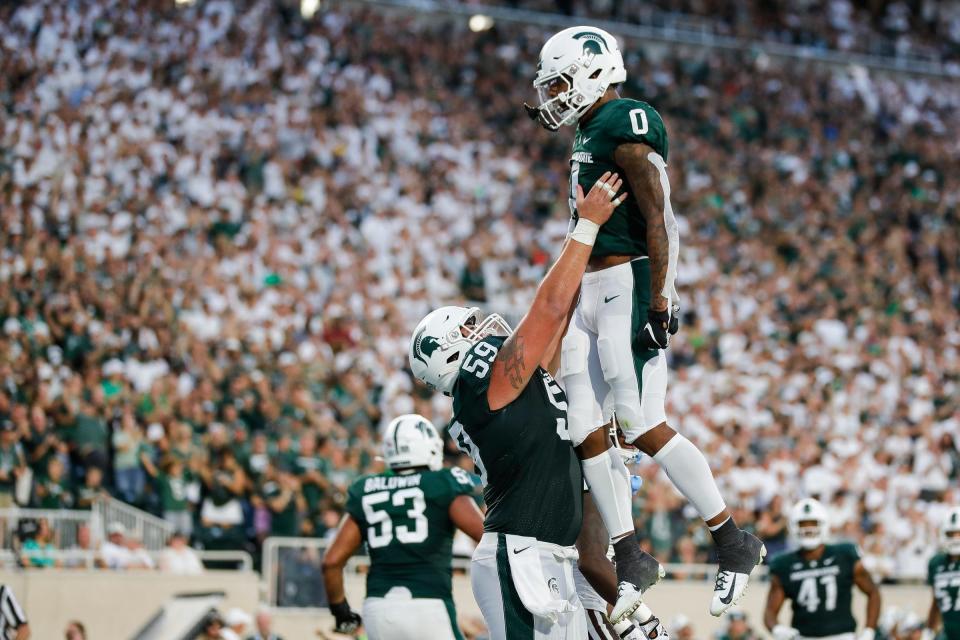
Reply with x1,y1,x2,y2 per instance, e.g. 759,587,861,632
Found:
445,352,461,364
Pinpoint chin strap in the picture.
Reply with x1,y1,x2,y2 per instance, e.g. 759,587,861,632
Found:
522,102,560,131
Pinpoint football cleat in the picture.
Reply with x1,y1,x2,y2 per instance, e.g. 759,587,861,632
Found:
610,581,645,625
710,532,766,616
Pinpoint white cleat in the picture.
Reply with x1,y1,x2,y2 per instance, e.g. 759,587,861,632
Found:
610,581,645,625
709,538,767,616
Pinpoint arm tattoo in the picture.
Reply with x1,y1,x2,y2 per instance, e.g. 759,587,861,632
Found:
614,143,669,311
499,334,527,390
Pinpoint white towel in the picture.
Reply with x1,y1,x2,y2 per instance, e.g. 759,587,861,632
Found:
504,534,580,623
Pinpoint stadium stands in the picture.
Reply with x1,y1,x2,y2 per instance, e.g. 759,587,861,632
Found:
0,0,957,593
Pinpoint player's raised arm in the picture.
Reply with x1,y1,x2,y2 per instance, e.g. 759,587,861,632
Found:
487,172,623,410
613,141,679,349
853,559,881,638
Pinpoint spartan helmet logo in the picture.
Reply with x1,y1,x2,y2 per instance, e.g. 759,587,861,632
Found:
412,327,442,366
547,577,560,597
572,31,609,64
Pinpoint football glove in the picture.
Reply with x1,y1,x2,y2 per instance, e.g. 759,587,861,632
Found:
772,625,800,640
330,600,362,634
857,628,876,640
635,304,679,351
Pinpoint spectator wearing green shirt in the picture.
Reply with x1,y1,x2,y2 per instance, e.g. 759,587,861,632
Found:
75,466,108,510
35,457,73,509
293,432,330,537
261,464,305,538
111,408,146,505
0,420,26,508
154,458,193,538
68,393,109,474
22,404,62,476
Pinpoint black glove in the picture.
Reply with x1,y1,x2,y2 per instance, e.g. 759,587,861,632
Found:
668,303,680,336
330,600,362,634
635,306,677,351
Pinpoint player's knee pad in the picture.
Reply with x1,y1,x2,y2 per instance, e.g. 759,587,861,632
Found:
561,332,602,447
560,329,589,379
620,355,668,443
595,336,619,380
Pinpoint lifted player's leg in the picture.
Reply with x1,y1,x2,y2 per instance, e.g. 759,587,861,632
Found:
562,306,663,624
630,420,765,616
599,259,765,617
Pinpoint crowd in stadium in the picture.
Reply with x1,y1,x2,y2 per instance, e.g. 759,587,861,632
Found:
485,0,960,65
0,0,958,585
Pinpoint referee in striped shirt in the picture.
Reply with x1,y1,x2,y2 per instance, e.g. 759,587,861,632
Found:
0,584,29,639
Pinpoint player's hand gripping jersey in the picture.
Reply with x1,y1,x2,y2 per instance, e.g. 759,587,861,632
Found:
568,98,668,259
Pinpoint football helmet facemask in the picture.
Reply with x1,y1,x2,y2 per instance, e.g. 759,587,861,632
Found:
789,498,829,550
409,306,512,396
524,26,627,131
940,506,960,556
383,414,444,471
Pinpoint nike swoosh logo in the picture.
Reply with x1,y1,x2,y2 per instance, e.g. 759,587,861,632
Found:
582,137,591,145
604,295,620,303
512,546,531,554
719,574,737,605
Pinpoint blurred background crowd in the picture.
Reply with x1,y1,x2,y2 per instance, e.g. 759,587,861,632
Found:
479,0,960,66
0,0,957,586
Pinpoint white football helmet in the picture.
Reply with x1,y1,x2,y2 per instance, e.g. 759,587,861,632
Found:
524,26,627,131
408,306,512,396
383,414,443,471
940,506,960,555
789,498,829,550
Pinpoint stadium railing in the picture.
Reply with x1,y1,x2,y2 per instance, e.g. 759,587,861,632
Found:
347,0,960,78
263,536,476,608
0,507,90,552
92,495,174,551
260,537,763,608
0,546,253,571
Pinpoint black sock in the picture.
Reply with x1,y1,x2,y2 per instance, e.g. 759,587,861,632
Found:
710,517,740,547
613,535,643,578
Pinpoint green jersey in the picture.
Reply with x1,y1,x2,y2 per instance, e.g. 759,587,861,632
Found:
158,472,189,513
569,98,669,258
345,466,473,600
450,336,582,547
929,553,960,640
769,543,860,637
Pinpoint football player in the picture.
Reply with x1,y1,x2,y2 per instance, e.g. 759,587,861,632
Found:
409,175,641,639
764,498,880,640
321,414,485,640
524,25,765,620
924,506,960,640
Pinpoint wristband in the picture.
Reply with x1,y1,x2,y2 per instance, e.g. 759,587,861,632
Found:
329,600,352,618
569,218,600,247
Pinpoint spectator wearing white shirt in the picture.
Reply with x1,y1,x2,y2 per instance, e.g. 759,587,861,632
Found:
159,532,204,576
